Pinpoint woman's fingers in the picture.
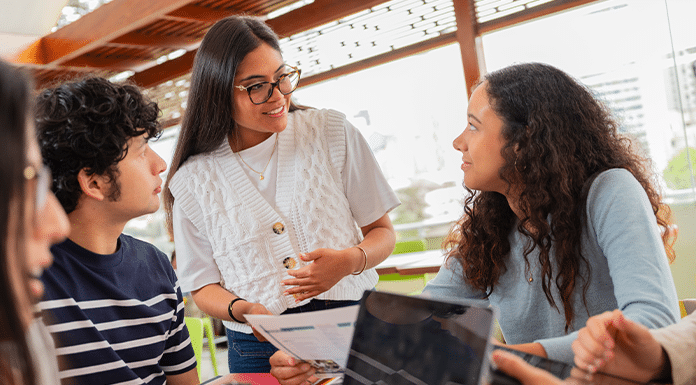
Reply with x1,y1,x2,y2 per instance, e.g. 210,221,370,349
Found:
270,353,316,385
491,350,565,385
573,327,611,372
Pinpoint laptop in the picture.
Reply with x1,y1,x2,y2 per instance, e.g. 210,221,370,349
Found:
343,290,648,385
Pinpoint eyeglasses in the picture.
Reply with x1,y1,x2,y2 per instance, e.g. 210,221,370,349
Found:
234,66,301,105
24,164,52,213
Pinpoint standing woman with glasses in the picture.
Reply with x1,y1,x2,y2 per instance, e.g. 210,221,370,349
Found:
0,59,70,384
163,15,399,373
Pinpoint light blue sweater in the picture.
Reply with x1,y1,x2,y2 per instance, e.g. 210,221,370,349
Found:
422,168,679,363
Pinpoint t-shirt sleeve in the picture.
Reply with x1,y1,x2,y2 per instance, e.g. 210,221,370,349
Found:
159,278,197,375
537,169,680,362
172,199,222,293
342,117,401,227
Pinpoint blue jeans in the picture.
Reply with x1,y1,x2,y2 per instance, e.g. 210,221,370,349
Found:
226,299,360,373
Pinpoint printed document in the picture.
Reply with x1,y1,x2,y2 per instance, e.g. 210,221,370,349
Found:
245,305,359,378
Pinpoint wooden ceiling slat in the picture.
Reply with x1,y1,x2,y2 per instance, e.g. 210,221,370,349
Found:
12,0,197,66
140,20,171,35
62,56,155,71
165,4,238,23
111,32,202,50
19,63,97,74
130,50,198,89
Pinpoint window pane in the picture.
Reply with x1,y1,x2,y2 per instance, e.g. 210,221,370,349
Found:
293,44,469,245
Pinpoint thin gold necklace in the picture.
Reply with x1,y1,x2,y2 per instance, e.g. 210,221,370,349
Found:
236,134,278,180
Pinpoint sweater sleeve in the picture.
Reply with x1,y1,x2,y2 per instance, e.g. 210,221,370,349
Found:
422,257,487,302
651,312,696,385
537,169,680,362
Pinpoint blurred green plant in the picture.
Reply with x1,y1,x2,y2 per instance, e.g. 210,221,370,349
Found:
663,147,696,190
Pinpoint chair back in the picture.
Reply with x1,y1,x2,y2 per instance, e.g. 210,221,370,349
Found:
185,317,204,380
680,299,696,317
393,240,427,255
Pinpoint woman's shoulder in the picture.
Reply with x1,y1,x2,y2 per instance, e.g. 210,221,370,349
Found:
290,107,346,126
174,142,229,177
590,168,640,191
586,168,649,210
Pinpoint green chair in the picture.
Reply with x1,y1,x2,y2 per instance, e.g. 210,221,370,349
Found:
377,240,429,295
185,316,219,381
681,299,696,318
392,239,427,254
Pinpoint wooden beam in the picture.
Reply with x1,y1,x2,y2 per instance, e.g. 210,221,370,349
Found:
11,0,196,66
164,4,238,23
453,0,480,98
130,50,197,89
18,62,96,73
61,55,157,72
110,32,202,50
267,0,391,38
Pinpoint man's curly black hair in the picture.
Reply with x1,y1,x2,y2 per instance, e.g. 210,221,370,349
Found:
35,76,162,214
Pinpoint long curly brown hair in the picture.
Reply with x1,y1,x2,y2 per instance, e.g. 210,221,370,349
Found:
444,62,674,331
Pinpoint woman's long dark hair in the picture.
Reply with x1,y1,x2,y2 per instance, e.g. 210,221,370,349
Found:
163,15,305,235
445,62,673,331
0,60,37,385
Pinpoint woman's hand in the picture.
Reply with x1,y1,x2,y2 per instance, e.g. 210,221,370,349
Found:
241,302,273,342
571,309,667,382
492,351,595,385
269,351,317,385
492,350,566,385
281,247,357,302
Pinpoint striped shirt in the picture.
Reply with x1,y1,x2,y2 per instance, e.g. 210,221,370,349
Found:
39,234,197,385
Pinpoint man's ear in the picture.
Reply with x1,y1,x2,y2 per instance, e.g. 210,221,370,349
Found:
77,169,108,201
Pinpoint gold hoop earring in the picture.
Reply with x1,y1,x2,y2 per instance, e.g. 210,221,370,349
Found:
515,158,525,173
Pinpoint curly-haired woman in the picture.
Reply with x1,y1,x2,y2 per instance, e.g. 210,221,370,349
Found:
421,62,680,364
270,62,680,384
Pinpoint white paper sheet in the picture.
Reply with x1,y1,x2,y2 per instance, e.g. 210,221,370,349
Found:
245,305,360,377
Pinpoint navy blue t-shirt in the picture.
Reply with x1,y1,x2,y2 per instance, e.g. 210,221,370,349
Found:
39,234,196,385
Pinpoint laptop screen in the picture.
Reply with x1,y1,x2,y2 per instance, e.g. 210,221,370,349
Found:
343,290,647,385
344,290,496,385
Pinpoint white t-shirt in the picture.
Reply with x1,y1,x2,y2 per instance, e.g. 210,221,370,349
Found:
173,120,399,293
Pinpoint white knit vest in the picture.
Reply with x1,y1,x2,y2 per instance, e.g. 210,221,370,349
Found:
169,109,378,332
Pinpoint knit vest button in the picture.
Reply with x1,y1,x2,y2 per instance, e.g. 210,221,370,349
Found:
273,222,285,234
282,257,297,269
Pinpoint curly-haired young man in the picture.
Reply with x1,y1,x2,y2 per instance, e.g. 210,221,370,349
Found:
34,77,198,385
